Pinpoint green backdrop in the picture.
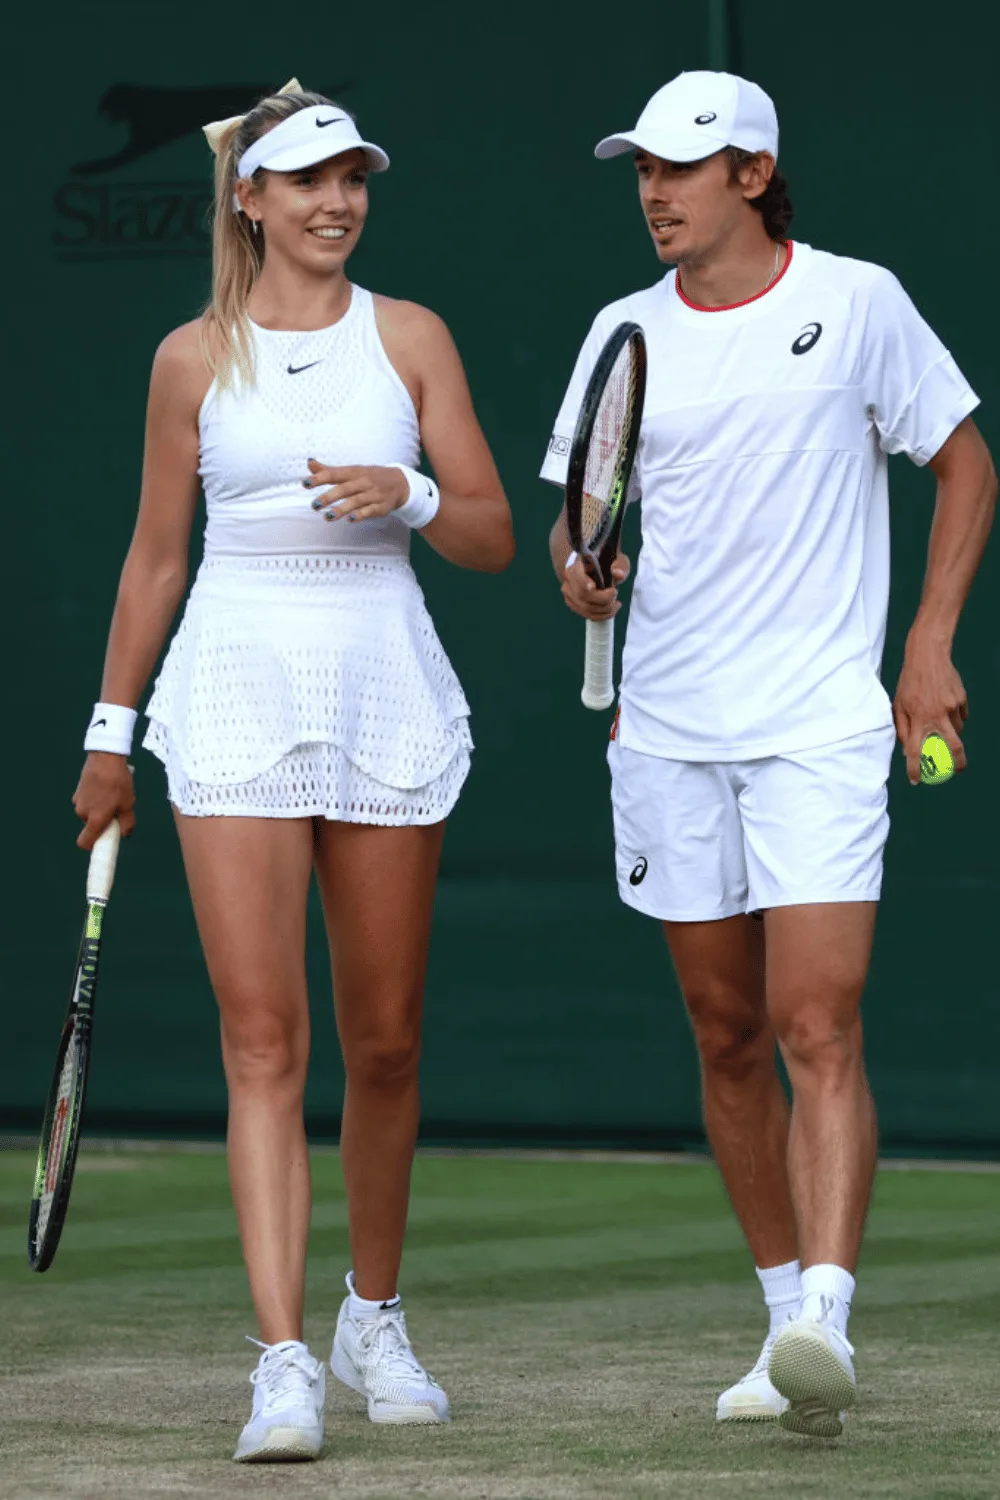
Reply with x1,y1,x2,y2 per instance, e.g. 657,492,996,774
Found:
5,1,998,1151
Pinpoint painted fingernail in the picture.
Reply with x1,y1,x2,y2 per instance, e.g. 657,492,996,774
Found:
302,479,312,488
310,498,322,510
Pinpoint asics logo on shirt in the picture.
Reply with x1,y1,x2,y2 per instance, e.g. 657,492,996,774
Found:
287,361,323,375
695,112,717,124
629,857,649,886
791,322,823,355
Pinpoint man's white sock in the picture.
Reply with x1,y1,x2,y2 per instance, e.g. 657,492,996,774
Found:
756,1258,802,1335
800,1262,855,1337
347,1272,400,1319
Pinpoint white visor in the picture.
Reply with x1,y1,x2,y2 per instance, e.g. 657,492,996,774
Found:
236,104,390,181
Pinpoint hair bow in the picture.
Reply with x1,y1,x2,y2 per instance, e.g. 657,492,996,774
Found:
202,77,303,155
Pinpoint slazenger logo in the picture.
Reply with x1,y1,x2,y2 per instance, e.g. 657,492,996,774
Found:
629,857,648,886
53,81,349,262
695,112,717,124
791,321,823,355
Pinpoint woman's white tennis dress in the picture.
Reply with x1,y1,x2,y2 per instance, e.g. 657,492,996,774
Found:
144,287,471,824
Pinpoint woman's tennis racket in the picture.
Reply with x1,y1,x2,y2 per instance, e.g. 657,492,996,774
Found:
28,819,121,1272
564,321,647,711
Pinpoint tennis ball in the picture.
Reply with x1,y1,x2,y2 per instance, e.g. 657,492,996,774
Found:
920,734,955,786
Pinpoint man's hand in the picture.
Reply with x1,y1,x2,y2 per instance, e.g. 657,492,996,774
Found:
561,553,631,620
893,633,968,786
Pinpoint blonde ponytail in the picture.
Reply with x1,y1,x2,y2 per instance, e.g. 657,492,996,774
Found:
200,85,349,390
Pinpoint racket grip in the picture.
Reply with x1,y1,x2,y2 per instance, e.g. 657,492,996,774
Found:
582,618,615,711
86,819,121,904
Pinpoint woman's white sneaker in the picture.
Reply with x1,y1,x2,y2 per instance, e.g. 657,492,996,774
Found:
331,1277,450,1425
233,1339,326,1462
716,1331,789,1421
769,1309,856,1439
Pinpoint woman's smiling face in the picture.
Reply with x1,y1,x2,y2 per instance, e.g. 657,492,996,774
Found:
236,147,370,272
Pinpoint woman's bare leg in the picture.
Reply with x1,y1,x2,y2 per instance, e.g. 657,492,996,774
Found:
314,819,445,1301
175,812,315,1343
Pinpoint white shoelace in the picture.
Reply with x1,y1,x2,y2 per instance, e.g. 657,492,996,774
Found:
354,1310,430,1384
807,1295,856,1358
740,1329,781,1383
248,1338,320,1411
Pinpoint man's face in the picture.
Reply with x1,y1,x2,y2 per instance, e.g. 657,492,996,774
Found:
635,149,771,263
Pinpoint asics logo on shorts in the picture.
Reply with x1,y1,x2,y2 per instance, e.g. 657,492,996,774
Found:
791,322,823,356
629,856,648,886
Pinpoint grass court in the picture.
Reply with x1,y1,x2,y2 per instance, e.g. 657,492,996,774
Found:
1,1146,998,1499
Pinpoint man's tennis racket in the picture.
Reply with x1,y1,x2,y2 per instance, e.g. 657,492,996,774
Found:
28,820,121,1271
565,321,647,710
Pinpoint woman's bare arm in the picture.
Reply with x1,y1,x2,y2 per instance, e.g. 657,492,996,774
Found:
73,320,209,845
376,299,514,572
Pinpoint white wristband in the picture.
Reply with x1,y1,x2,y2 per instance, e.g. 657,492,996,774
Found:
84,702,137,756
390,464,441,530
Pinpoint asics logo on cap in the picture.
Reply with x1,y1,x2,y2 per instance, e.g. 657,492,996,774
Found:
791,322,823,356
695,112,718,124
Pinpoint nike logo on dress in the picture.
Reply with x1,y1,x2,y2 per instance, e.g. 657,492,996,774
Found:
316,116,346,128
287,361,322,375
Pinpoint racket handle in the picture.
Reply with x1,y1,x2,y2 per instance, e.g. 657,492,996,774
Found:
86,820,121,904
582,618,615,711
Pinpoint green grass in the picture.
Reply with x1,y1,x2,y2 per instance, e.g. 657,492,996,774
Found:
1,1148,998,1499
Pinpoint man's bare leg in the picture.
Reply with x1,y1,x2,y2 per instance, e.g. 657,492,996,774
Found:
763,901,878,1437
664,914,797,1267
764,902,878,1273
665,913,801,1420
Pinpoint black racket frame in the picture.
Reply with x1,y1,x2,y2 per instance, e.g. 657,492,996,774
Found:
565,321,647,587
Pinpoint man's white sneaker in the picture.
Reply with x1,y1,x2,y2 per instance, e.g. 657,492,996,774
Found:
233,1339,326,1462
331,1280,450,1425
716,1331,789,1421
769,1310,856,1439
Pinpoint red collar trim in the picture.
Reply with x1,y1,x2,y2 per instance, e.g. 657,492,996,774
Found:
675,241,793,312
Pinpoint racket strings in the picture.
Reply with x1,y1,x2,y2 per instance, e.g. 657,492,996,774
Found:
581,340,640,549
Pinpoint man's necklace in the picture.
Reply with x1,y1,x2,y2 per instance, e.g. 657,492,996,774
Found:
679,242,782,304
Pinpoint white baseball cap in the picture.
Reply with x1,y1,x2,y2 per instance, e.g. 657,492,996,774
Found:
595,71,778,164
236,104,390,180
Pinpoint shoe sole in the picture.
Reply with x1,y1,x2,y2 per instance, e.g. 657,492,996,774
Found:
330,1340,450,1425
769,1327,855,1440
716,1405,784,1423
233,1427,322,1463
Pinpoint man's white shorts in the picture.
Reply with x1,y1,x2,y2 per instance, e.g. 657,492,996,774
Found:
608,726,896,921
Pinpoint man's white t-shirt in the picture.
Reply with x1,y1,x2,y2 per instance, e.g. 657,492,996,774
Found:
540,242,978,760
